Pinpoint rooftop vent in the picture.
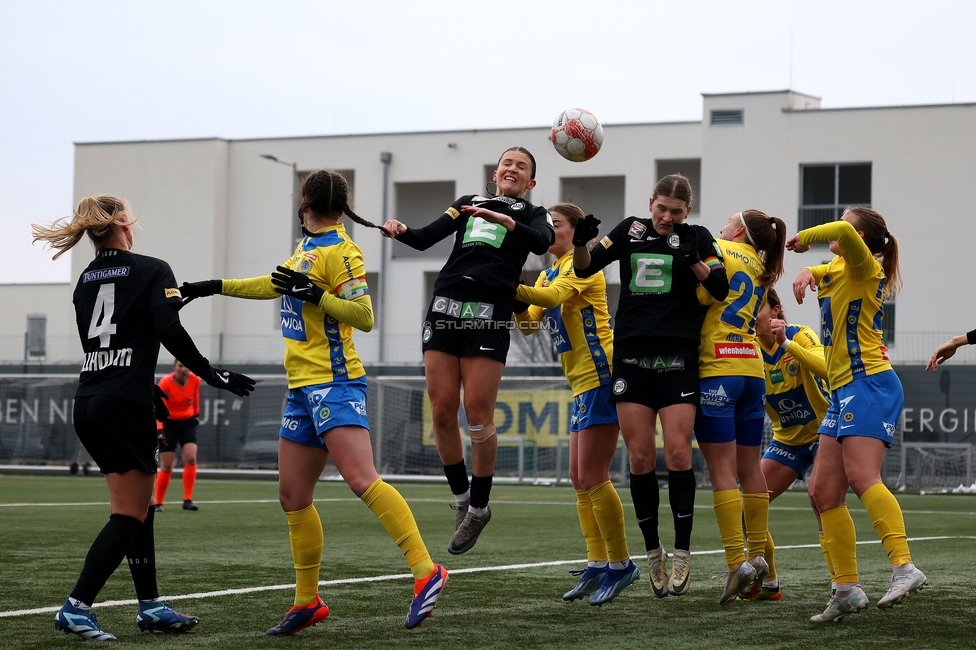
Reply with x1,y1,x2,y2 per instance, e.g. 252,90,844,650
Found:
710,109,744,126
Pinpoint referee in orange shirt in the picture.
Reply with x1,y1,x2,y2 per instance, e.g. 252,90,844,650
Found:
154,360,202,511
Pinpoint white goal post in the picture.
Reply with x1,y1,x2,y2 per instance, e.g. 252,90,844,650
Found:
899,442,974,492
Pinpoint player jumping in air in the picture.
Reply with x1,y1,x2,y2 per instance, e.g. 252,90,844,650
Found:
33,195,255,641
789,207,927,622
182,169,447,634
382,147,554,555
573,175,729,599
514,203,639,606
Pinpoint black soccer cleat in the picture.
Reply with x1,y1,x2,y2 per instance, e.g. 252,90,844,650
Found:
182,500,198,511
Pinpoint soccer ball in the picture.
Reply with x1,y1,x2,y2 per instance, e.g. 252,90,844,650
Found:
551,108,604,162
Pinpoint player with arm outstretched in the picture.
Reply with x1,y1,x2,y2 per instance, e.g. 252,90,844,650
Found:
789,207,926,622
694,210,786,604
381,147,554,555
513,203,638,606
33,195,254,641
573,175,728,599
926,329,976,371
181,170,446,634
742,287,832,601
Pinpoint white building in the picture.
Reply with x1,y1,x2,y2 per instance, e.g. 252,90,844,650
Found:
4,90,975,367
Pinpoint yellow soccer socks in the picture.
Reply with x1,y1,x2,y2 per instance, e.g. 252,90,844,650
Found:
819,531,836,584
861,482,912,566
587,481,630,564
285,504,323,606
714,489,745,570
362,479,435,580
821,505,858,585
575,489,608,563
742,492,769,561
763,529,777,583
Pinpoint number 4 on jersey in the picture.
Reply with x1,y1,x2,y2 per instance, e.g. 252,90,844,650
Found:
88,283,117,348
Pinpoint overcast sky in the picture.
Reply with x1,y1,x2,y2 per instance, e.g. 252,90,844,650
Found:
2,0,974,284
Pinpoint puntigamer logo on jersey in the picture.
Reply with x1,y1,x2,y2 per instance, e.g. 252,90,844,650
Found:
82,267,130,283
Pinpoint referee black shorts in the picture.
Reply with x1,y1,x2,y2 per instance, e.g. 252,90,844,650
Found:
610,355,700,411
159,420,199,453
74,395,158,475
421,282,513,364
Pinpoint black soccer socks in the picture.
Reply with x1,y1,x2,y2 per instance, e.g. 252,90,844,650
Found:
126,506,159,601
70,513,143,606
669,469,697,551
629,471,661,551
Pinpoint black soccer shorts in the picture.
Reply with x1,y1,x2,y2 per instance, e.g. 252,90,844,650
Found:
74,395,158,474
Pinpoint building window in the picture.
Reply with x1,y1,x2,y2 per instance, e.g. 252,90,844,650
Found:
26,314,46,360
393,181,457,259
799,163,871,232
560,176,626,229
882,300,895,347
656,159,702,214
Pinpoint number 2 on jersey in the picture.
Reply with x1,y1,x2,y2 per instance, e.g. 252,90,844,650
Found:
720,271,766,334
88,283,117,348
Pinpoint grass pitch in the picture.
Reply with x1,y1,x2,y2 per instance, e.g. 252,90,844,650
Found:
1,474,975,649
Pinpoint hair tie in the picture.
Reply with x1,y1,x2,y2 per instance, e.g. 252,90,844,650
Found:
884,230,891,238
769,217,776,230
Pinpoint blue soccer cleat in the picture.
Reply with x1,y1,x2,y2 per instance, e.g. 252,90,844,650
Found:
563,566,608,601
136,601,199,633
406,564,448,629
590,560,640,606
266,595,330,636
55,599,116,641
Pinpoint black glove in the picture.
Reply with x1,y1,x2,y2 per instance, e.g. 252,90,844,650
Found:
271,266,325,305
572,214,601,247
513,282,530,315
180,280,222,307
152,385,170,422
202,367,256,397
673,223,701,265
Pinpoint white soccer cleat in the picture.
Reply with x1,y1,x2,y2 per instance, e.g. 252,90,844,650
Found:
646,544,670,598
749,554,770,586
718,560,757,605
669,549,691,596
877,567,927,609
810,585,869,622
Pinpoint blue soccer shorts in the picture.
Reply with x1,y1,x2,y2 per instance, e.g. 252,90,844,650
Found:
279,378,370,449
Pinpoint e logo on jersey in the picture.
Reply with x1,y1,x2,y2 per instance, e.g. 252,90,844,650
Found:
629,253,673,293
462,217,506,248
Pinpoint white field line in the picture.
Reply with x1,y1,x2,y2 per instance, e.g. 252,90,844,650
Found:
3,497,976,519
2,535,974,619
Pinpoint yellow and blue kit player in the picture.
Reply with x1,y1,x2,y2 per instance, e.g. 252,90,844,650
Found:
790,207,925,622
744,287,831,601
514,203,637,606
696,210,786,605
181,169,446,633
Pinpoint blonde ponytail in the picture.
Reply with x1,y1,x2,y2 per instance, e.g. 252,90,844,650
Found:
32,195,135,260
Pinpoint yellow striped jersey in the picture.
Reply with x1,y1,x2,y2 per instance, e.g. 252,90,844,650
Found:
515,251,613,396
223,223,368,388
697,240,766,379
760,324,830,446
798,220,891,390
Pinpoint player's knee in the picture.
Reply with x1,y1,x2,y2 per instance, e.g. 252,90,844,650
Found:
665,448,691,472
468,423,496,444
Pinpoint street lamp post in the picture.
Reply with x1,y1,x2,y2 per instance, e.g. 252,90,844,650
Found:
259,154,300,244
379,152,392,364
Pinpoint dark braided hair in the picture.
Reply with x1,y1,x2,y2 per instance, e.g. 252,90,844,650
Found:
298,169,378,230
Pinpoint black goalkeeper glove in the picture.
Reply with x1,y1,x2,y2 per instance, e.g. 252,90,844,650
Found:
180,280,222,307
271,266,325,305
152,385,169,422
673,223,701,265
572,214,601,247
202,367,256,397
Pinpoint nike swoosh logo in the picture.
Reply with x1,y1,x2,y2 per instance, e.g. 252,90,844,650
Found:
840,424,855,429
677,513,693,518
217,373,229,384
680,391,695,397
479,346,494,351
292,286,310,293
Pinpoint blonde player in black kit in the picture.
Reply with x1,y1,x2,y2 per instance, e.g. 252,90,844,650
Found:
32,195,255,641
573,175,729,599
381,147,554,554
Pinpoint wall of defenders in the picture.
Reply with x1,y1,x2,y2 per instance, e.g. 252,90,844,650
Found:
33,146,933,640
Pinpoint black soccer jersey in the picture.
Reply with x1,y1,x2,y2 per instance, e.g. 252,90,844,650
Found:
73,249,184,405
396,194,554,295
577,217,726,359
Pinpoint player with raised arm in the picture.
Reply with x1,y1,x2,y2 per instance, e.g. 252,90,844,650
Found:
742,287,832,601
381,147,554,555
789,207,926,622
33,195,255,641
573,175,729,599
154,361,202,512
181,169,446,634
926,328,976,371
694,210,786,604
513,203,638,606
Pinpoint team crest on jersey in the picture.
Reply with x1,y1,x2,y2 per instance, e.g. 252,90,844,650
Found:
627,221,647,240
422,322,433,343
822,274,832,287
298,259,313,274
668,233,680,248
843,412,855,423
612,379,627,395
786,361,799,376
510,202,525,211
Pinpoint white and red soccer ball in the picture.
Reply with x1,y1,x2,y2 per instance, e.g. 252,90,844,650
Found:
551,108,604,162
